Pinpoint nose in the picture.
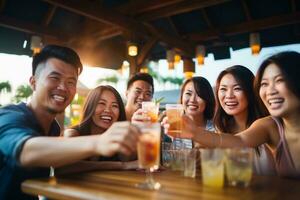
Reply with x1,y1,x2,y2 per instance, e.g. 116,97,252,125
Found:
57,81,67,91
190,93,197,102
225,88,234,98
266,82,278,96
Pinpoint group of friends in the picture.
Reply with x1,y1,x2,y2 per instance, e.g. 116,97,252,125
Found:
0,45,299,200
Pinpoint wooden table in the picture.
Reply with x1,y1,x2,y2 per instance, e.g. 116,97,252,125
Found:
22,170,300,200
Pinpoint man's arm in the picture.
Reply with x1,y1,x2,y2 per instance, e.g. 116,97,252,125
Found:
19,121,139,168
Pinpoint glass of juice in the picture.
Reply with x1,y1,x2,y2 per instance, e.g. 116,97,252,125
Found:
165,104,183,137
225,147,253,187
136,122,161,190
200,148,225,188
142,101,159,123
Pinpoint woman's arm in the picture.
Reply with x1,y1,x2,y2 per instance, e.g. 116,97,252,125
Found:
63,128,80,137
183,115,278,149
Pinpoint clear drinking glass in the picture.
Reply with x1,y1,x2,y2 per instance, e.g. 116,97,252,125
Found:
200,148,225,188
136,122,161,190
165,104,183,137
183,149,197,178
142,101,159,123
225,147,253,187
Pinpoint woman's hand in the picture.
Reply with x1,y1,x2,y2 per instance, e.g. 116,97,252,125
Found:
131,109,150,124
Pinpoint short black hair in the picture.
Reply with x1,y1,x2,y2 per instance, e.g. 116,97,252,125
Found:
32,45,83,76
127,73,154,94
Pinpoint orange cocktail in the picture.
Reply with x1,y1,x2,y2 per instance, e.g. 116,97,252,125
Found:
142,101,159,123
166,104,183,137
138,133,160,169
136,123,161,190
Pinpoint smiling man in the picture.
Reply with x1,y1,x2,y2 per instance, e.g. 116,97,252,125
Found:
0,45,139,200
125,73,154,121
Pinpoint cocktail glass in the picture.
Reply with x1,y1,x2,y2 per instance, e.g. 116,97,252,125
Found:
225,147,253,187
142,101,159,123
165,104,183,138
136,122,161,190
200,148,225,188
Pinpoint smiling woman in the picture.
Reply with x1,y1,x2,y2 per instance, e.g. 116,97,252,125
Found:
63,85,127,161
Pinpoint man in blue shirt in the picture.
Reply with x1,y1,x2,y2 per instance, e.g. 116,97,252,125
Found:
0,45,139,200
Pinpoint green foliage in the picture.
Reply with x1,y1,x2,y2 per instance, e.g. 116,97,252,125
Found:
147,65,184,86
0,81,12,93
14,85,33,103
97,75,119,84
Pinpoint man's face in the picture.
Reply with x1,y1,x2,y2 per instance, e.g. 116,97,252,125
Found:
30,58,78,115
126,80,153,112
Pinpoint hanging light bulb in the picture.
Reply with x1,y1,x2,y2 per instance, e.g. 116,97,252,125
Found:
140,66,148,73
30,35,42,55
167,50,175,70
183,58,195,79
196,45,205,65
174,53,181,64
250,33,261,55
128,42,138,56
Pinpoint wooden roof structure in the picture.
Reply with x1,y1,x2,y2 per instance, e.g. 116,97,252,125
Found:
0,0,299,74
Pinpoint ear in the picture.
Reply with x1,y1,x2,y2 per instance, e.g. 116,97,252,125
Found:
125,90,129,98
29,76,36,91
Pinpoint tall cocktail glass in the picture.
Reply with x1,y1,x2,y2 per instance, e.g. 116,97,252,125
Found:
142,101,159,123
136,122,161,190
165,104,183,138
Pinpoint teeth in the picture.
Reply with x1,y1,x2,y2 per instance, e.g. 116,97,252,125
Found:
188,105,198,109
53,95,65,102
268,98,283,105
225,102,238,106
100,116,112,121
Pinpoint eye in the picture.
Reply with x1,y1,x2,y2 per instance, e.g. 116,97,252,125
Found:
145,92,152,98
260,81,268,87
184,92,192,96
112,104,119,108
276,77,284,83
67,81,76,87
50,76,59,81
219,87,226,91
98,101,106,106
234,87,242,91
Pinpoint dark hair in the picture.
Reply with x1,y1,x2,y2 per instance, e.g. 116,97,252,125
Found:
32,45,83,76
180,76,215,120
127,73,154,94
73,85,126,135
214,65,268,133
254,51,300,100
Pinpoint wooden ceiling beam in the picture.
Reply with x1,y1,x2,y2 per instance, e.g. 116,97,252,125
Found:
167,17,180,37
42,5,57,26
290,0,296,12
117,0,184,14
137,37,158,66
0,0,6,13
201,9,213,28
43,0,150,35
137,0,231,21
0,15,68,41
189,12,300,41
241,0,252,21
95,0,230,41
44,0,194,56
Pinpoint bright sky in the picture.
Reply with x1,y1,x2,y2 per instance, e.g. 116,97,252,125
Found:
0,43,299,105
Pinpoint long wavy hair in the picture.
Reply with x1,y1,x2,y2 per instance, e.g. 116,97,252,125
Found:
214,65,268,133
72,85,126,135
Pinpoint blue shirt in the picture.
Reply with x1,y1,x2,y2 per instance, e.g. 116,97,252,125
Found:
0,102,60,200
